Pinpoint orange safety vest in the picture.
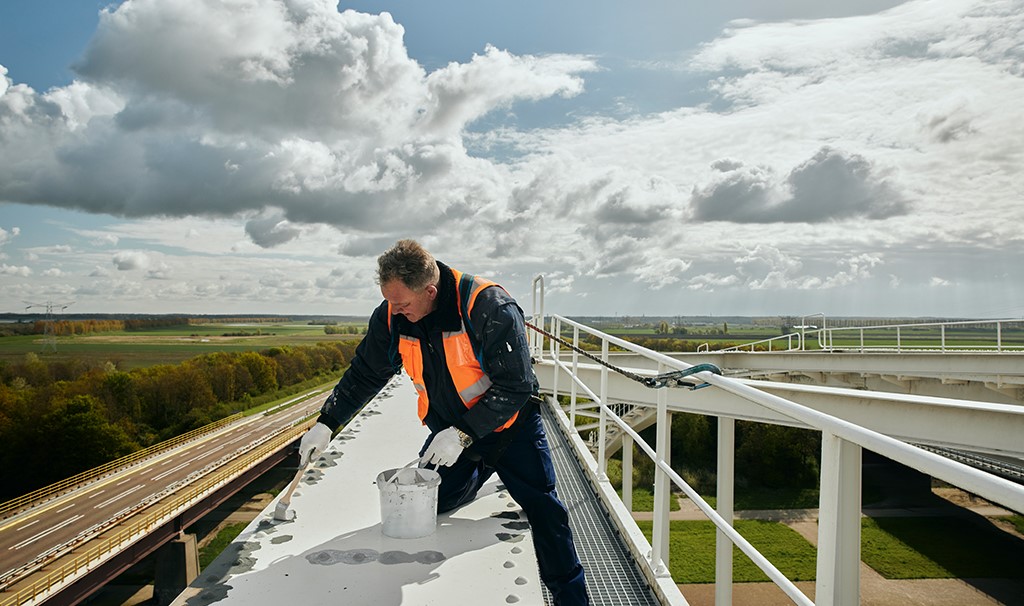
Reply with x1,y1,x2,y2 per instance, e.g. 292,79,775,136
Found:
389,269,519,432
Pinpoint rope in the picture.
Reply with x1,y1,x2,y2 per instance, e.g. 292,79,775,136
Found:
525,320,722,390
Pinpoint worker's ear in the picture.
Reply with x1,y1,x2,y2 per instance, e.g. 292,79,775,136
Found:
425,284,438,299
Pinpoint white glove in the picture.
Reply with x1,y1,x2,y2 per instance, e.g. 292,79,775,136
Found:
299,422,332,466
421,427,466,467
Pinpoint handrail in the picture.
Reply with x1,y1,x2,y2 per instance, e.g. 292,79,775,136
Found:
0,418,314,606
710,318,1024,353
716,332,802,353
0,412,245,519
530,308,1024,606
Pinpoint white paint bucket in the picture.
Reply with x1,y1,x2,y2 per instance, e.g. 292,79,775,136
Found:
376,467,442,539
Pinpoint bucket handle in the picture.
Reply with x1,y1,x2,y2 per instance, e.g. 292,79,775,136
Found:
386,458,424,484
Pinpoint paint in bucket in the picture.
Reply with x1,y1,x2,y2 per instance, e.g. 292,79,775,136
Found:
376,467,442,539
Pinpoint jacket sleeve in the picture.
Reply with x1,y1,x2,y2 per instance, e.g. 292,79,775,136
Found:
460,287,538,440
317,301,401,431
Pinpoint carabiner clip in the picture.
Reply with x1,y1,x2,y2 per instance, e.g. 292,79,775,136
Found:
644,363,723,390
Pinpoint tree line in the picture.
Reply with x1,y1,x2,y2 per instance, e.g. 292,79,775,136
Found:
0,341,358,501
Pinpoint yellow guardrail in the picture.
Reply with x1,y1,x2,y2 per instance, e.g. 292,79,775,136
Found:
0,417,315,606
0,413,245,519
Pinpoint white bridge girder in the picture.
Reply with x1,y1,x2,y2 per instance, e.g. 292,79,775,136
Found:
535,360,1024,459
577,352,1024,405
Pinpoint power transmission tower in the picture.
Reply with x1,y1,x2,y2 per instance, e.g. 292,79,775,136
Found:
23,300,74,353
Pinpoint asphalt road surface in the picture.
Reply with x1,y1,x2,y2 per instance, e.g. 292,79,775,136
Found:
0,391,327,586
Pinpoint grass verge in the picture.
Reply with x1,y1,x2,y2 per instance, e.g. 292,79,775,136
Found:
636,519,817,583
861,516,1024,579
199,522,249,570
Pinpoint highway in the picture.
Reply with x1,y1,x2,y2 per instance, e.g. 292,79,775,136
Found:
0,390,328,589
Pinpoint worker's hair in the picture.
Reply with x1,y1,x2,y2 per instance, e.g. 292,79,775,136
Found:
377,239,440,291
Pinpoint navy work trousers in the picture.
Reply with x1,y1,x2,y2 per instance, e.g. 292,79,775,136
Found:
421,407,590,606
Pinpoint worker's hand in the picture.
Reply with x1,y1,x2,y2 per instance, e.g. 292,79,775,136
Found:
299,422,332,466
421,427,465,467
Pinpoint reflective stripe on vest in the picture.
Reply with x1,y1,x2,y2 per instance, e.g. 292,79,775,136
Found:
390,268,518,432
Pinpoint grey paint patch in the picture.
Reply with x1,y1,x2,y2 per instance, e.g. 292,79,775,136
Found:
186,540,262,604
270,535,293,544
306,548,378,566
501,521,530,531
227,541,263,575
184,583,233,605
303,468,326,484
496,533,525,543
379,550,446,565
491,511,520,520
306,548,446,566
255,520,279,534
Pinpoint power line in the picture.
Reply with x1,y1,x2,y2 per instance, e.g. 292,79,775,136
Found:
22,300,75,353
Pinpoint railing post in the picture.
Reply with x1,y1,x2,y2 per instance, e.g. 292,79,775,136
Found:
531,275,545,358
598,338,609,482
896,326,901,353
815,431,862,606
715,416,735,606
552,316,561,402
622,433,634,512
570,326,579,426
997,321,1002,352
941,324,946,353
651,362,671,576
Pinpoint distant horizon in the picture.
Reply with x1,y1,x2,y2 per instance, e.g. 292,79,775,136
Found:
3,311,1019,322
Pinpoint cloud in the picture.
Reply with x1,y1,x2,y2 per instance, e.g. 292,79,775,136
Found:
92,233,119,246
930,276,952,287
112,250,150,270
42,268,65,277
146,262,172,280
687,273,741,291
244,211,303,247
1,264,31,277
1,0,1022,317
691,147,911,223
635,257,692,289
0,0,596,246
0,226,21,246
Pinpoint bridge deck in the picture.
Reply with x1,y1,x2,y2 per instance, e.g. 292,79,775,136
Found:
173,375,663,605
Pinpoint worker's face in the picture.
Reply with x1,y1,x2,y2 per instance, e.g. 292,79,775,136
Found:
381,280,438,323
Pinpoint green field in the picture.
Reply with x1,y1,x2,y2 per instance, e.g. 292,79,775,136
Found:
0,321,366,369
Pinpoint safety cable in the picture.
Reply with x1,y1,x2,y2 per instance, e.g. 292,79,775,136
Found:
525,321,722,390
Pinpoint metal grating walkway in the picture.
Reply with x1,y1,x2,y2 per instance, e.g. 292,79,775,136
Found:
540,402,661,606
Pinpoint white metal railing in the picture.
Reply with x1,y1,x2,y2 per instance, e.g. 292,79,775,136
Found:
528,277,1024,606
711,317,1024,354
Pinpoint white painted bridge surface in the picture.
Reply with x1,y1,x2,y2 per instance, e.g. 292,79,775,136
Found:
173,376,549,606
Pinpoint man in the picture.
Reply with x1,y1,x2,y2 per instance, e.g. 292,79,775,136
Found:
299,239,589,605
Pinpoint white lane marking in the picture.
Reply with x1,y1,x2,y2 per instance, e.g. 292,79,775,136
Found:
87,490,106,499
16,519,41,531
150,462,189,482
56,504,76,513
116,477,134,486
11,515,84,550
95,484,145,509
194,444,225,459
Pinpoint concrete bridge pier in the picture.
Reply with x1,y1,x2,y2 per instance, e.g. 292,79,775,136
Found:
154,532,199,605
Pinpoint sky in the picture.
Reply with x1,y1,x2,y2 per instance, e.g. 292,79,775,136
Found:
1,0,1022,319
